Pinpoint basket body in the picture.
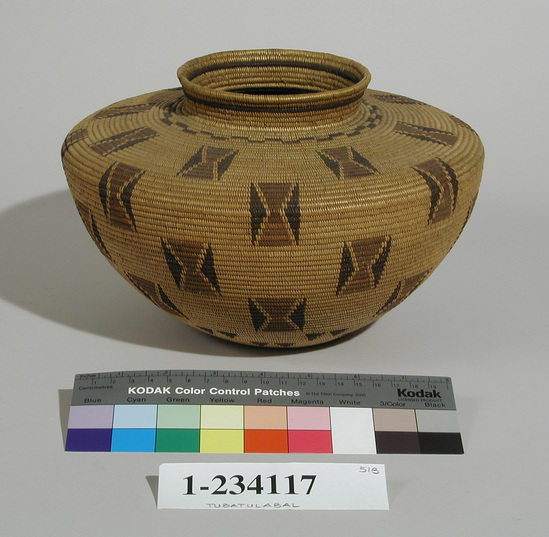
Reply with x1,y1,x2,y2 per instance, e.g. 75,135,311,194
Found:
61,50,483,348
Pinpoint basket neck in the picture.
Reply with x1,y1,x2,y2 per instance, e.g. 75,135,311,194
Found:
177,50,370,127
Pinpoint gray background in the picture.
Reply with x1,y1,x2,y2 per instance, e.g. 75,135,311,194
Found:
1,0,548,534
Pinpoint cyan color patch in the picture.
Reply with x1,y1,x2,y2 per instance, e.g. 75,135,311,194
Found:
113,405,157,429
111,429,156,452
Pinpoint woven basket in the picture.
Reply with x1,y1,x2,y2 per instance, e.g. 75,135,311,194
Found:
61,49,484,348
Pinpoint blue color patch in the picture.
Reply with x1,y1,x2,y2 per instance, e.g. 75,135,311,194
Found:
65,429,112,452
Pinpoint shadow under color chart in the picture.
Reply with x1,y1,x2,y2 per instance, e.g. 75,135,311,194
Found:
65,370,463,455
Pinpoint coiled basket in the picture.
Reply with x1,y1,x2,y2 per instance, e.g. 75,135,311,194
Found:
62,49,484,348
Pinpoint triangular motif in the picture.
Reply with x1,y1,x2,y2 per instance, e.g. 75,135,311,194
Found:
249,182,300,246
179,146,238,180
317,147,377,180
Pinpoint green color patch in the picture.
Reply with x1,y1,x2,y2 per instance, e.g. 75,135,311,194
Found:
155,429,200,452
157,404,200,429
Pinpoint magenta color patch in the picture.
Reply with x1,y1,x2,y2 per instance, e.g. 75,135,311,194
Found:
288,430,332,453
287,406,331,430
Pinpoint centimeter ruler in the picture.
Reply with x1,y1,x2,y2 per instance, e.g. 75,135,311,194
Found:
71,370,456,410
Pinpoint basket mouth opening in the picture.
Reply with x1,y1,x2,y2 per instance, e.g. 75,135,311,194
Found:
177,49,370,114
228,86,320,96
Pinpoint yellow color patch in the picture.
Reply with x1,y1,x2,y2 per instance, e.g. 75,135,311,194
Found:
200,429,244,453
200,405,244,429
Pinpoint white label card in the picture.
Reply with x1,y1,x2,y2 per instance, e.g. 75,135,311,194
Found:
158,463,389,510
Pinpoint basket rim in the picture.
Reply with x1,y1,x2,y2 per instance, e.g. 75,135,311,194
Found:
177,49,371,113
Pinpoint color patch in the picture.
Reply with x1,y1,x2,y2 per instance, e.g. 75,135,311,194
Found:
414,410,463,453
200,429,244,453
418,432,463,454
157,405,200,429
67,405,114,429
113,405,157,429
415,409,460,433
287,406,331,430
200,405,243,429
244,405,287,429
288,430,332,453
65,429,112,452
245,430,288,453
330,407,376,454
373,408,420,454
111,429,156,452
373,408,417,431
155,429,200,452
375,431,420,454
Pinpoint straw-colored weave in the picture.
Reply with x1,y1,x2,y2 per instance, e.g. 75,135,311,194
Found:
61,50,484,348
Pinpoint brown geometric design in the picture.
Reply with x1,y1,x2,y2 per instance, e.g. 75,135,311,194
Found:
161,238,221,296
319,105,382,139
305,329,350,342
362,104,383,129
61,128,88,157
336,236,391,295
317,147,377,180
126,273,188,318
98,162,144,231
250,341,269,347
250,183,300,246
90,127,157,156
346,107,383,136
74,199,111,260
218,331,237,339
305,332,325,341
377,271,430,315
330,328,349,337
394,122,457,146
178,146,238,180
160,102,382,143
372,94,426,105
248,298,306,332
413,158,459,224
93,104,154,119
